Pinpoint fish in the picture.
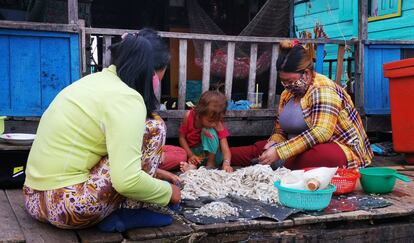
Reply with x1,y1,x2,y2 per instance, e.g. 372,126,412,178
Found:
180,165,292,204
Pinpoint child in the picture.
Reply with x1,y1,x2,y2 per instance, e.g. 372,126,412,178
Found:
179,91,233,173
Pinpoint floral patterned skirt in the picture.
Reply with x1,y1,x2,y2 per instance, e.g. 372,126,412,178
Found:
23,157,123,229
23,116,167,229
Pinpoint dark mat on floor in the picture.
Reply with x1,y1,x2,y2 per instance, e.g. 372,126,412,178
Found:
180,196,301,225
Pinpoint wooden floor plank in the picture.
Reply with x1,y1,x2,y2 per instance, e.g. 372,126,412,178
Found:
372,154,406,167
154,217,193,238
292,210,373,226
402,165,414,171
126,217,193,241
125,227,158,241
0,142,31,151
76,228,123,243
0,190,25,242
1,153,414,242
6,189,79,243
399,170,414,177
192,218,293,234
384,165,405,171
379,181,414,217
291,182,414,226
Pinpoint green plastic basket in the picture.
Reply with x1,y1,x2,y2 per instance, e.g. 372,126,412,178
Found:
274,181,336,211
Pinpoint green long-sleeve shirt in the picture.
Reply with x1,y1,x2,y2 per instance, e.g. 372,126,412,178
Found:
25,65,172,205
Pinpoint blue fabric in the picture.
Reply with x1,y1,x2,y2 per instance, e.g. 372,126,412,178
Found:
227,100,251,110
98,208,173,232
168,203,181,212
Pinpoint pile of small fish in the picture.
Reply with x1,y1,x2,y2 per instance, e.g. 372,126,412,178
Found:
193,201,239,219
180,165,291,204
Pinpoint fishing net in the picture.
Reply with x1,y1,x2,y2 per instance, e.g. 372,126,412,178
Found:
187,0,293,79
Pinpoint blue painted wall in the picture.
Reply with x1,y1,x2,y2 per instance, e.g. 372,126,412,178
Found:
294,0,355,82
0,29,80,116
295,0,414,42
294,0,414,115
364,46,400,114
368,1,414,40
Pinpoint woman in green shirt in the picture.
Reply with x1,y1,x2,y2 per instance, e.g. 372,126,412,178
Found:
23,29,181,231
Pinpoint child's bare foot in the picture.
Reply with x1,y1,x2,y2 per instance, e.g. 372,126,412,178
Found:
180,161,197,172
205,164,216,169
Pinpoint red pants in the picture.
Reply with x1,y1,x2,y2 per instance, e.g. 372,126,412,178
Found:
230,140,348,169
158,145,187,171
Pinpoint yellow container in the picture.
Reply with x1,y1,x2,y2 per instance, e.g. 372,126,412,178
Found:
0,116,6,135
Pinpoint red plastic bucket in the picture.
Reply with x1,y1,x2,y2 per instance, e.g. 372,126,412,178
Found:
384,58,414,163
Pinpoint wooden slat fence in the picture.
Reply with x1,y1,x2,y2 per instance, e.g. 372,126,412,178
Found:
0,19,352,119
84,28,350,117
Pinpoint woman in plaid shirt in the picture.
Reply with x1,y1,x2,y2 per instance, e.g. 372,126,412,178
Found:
231,41,373,169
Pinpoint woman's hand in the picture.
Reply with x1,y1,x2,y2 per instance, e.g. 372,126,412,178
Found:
188,154,202,165
259,148,280,165
169,184,181,205
263,141,276,150
156,169,182,185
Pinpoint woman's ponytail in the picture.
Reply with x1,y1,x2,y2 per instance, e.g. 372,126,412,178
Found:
277,40,314,73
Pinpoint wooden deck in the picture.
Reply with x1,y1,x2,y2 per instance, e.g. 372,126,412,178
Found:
1,161,414,242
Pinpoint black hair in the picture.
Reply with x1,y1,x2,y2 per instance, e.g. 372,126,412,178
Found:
136,28,170,71
276,41,313,73
109,34,157,117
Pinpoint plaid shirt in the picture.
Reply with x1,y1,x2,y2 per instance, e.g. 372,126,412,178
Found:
270,73,373,168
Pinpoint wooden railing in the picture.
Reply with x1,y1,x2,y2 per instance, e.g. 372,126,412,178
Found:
0,19,353,114
84,27,351,116
325,57,354,81
0,19,355,135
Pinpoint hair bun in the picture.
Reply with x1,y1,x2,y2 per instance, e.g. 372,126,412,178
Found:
279,40,301,51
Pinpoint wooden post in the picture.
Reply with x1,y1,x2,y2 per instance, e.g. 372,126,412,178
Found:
247,43,258,104
78,19,86,75
178,39,188,110
356,0,368,115
268,44,279,108
328,61,333,79
102,36,112,68
85,33,91,74
225,42,235,100
335,44,345,84
315,44,325,73
202,41,211,92
68,0,78,24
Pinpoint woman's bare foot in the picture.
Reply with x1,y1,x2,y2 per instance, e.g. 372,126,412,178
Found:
180,161,197,172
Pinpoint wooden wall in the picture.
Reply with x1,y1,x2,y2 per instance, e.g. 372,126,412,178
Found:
169,27,202,98
364,45,400,114
294,0,414,115
368,1,414,39
0,29,80,116
294,0,414,74
294,0,354,82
